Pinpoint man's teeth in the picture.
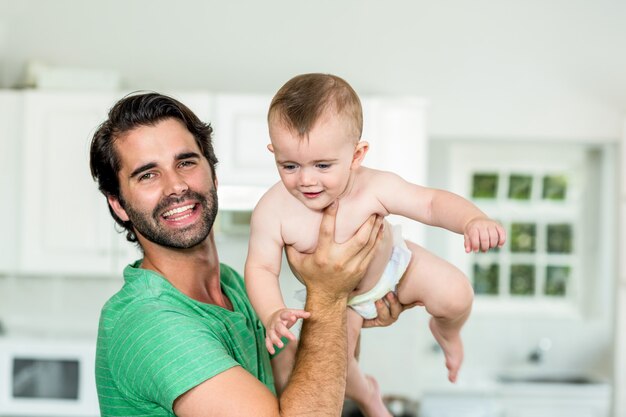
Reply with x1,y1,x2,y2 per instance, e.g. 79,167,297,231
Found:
163,204,195,218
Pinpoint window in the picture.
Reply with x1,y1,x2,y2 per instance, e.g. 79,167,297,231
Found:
434,142,612,317
471,172,576,300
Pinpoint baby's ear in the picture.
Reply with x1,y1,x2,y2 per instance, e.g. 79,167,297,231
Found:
267,144,275,153
351,141,369,168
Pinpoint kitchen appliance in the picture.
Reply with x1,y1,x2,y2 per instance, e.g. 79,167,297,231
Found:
0,337,99,416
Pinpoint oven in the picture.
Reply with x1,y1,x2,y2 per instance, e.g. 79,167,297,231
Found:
0,337,99,416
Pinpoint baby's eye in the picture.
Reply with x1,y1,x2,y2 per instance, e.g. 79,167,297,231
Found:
316,163,331,169
282,164,298,171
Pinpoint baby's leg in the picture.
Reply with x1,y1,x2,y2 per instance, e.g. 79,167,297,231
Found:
396,241,474,383
345,308,392,417
270,340,297,396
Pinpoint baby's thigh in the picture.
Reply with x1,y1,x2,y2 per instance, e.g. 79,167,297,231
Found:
396,241,469,308
347,308,364,358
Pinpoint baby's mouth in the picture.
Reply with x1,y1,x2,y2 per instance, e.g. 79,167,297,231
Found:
302,191,322,199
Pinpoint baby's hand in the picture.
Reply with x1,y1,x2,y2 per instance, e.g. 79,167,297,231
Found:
265,308,311,354
464,217,506,253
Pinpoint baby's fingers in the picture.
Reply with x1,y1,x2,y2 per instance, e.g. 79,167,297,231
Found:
275,322,297,342
465,229,480,253
496,223,507,247
265,336,276,355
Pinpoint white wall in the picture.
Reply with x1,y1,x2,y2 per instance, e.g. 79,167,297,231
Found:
2,0,625,140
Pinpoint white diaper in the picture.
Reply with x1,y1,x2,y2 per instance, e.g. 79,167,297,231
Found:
347,225,412,319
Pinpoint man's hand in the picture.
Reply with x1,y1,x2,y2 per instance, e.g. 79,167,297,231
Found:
285,201,383,302
265,308,310,354
464,217,506,253
362,292,418,328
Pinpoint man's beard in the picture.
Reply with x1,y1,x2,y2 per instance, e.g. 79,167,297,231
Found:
122,188,218,249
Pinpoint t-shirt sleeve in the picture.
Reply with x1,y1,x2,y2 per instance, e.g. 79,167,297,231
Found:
107,301,239,411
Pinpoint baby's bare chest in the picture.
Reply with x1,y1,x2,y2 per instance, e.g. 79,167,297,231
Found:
280,196,387,253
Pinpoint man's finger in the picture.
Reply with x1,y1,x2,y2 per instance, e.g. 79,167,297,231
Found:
317,201,339,245
386,292,403,319
353,215,384,265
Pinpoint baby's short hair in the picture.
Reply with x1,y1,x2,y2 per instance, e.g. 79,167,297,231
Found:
268,73,363,140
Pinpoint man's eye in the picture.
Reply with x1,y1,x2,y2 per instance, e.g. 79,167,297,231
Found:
179,160,196,168
139,172,155,181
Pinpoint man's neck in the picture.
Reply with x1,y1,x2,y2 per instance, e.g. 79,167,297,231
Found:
138,232,232,309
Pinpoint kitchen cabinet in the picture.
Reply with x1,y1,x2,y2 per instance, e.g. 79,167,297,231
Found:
420,382,611,417
499,385,610,417
0,92,22,273
212,94,278,188
18,91,122,276
211,94,428,228
15,91,212,276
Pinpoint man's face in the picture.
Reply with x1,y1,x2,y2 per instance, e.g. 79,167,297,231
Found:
109,118,218,249
268,109,364,211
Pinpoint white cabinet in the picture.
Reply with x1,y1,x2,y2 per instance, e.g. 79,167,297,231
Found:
16,91,214,276
361,97,428,244
19,92,122,276
500,385,611,417
420,383,611,417
0,92,22,273
5,90,426,278
212,94,278,188
211,94,429,222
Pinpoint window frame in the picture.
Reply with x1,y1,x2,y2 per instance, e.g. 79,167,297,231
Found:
437,141,611,319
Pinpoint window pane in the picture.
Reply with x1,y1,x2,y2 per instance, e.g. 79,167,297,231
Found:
510,223,536,253
547,224,573,253
472,173,498,199
543,175,567,200
473,263,499,295
545,266,569,296
508,174,533,200
510,264,535,295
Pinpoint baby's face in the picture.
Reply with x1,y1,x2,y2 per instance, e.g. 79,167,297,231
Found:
268,110,361,211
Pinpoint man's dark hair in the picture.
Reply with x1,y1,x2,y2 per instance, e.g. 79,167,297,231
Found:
89,92,218,242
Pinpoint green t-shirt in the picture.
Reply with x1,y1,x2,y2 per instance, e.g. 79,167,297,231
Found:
95,261,275,416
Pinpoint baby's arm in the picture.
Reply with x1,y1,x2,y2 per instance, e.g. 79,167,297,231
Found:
245,194,309,354
374,171,506,252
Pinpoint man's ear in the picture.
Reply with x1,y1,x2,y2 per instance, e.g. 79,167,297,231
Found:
351,141,369,169
267,143,274,154
107,195,130,222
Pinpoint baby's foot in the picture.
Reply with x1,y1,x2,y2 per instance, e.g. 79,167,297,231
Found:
429,318,464,383
358,375,392,417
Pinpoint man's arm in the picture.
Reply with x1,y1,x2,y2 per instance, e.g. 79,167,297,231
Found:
174,202,383,417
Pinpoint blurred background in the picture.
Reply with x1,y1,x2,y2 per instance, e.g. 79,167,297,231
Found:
0,1,625,416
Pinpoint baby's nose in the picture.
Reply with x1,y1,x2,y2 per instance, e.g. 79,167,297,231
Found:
299,169,317,186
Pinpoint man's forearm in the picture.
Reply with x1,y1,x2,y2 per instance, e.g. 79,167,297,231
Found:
278,295,348,416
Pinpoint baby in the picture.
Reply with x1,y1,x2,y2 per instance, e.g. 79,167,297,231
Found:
245,73,506,417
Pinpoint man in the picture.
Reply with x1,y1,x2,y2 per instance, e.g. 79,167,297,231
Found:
89,92,404,416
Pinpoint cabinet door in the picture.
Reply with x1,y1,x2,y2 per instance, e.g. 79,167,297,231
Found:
361,97,428,244
19,92,119,275
212,94,279,188
0,92,22,273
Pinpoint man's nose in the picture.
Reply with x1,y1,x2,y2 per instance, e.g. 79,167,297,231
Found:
164,171,189,195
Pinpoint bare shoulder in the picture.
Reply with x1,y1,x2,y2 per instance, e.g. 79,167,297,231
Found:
253,182,295,217
355,167,406,192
